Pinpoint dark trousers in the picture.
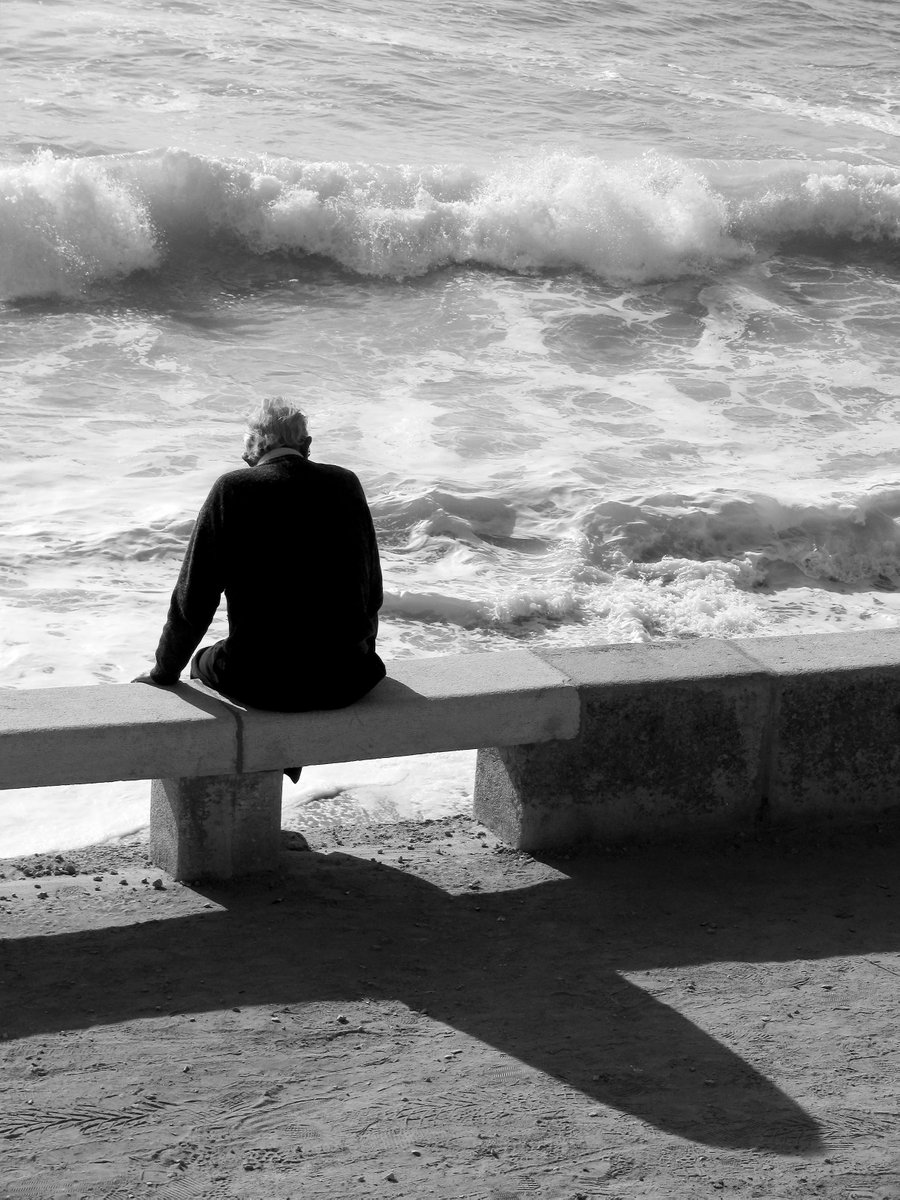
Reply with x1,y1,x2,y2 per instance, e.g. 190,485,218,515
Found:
190,641,386,713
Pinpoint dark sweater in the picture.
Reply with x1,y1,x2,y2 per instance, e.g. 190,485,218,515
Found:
151,455,385,710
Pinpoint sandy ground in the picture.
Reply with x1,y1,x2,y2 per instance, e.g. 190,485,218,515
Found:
1,813,899,1200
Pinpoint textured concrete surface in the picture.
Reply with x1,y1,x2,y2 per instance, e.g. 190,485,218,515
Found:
150,770,282,881
535,638,771,688
5,634,900,870
474,633,900,850
237,648,580,772
0,682,238,788
735,633,900,823
475,641,772,848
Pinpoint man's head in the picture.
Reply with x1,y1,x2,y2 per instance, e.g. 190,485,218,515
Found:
242,396,311,466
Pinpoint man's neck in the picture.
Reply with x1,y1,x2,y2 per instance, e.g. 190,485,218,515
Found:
256,447,305,466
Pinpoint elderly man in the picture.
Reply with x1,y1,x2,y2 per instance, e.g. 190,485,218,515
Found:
139,397,385,718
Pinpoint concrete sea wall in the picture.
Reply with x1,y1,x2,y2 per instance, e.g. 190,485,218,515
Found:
474,631,900,849
3,630,900,876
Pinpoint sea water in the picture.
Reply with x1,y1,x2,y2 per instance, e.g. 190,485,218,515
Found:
3,0,900,854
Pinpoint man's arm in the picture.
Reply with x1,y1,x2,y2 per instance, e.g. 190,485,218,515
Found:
149,484,226,684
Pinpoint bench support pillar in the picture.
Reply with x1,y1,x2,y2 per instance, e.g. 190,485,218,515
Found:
474,745,592,850
150,771,282,882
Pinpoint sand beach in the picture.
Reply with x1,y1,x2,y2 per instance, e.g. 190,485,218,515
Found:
2,812,899,1199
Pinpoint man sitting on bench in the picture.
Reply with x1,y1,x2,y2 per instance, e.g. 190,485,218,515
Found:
135,396,386,780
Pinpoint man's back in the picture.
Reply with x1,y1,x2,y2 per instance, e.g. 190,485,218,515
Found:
218,455,382,663
152,453,384,710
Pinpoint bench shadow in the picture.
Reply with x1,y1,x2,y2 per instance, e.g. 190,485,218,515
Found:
8,834,896,1154
170,675,426,713
130,679,241,720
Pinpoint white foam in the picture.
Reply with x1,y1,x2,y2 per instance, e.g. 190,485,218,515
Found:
0,151,160,298
7,148,900,298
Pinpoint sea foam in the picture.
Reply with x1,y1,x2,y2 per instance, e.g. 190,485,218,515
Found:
374,485,900,647
581,488,900,586
4,148,900,299
0,152,160,298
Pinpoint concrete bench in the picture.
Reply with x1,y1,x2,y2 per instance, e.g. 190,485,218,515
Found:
0,650,577,881
2,632,899,882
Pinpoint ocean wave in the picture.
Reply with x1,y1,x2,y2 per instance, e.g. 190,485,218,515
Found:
383,584,578,629
381,556,765,644
6,481,897,649
0,152,160,299
374,490,520,546
581,487,900,587
380,484,900,591
374,485,900,646
4,148,900,298
10,480,900,600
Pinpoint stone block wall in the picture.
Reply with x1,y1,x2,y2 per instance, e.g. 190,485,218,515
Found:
474,632,900,850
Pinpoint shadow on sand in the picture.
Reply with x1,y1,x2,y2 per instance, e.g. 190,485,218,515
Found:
4,827,898,1156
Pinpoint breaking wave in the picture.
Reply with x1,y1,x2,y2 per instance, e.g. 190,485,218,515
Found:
580,487,900,587
4,148,900,298
19,483,899,583
371,486,900,643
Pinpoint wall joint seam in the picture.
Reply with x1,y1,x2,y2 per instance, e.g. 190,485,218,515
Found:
754,670,781,825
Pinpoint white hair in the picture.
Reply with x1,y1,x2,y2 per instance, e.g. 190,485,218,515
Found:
244,396,310,462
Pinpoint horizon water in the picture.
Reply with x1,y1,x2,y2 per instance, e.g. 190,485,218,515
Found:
3,0,900,855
